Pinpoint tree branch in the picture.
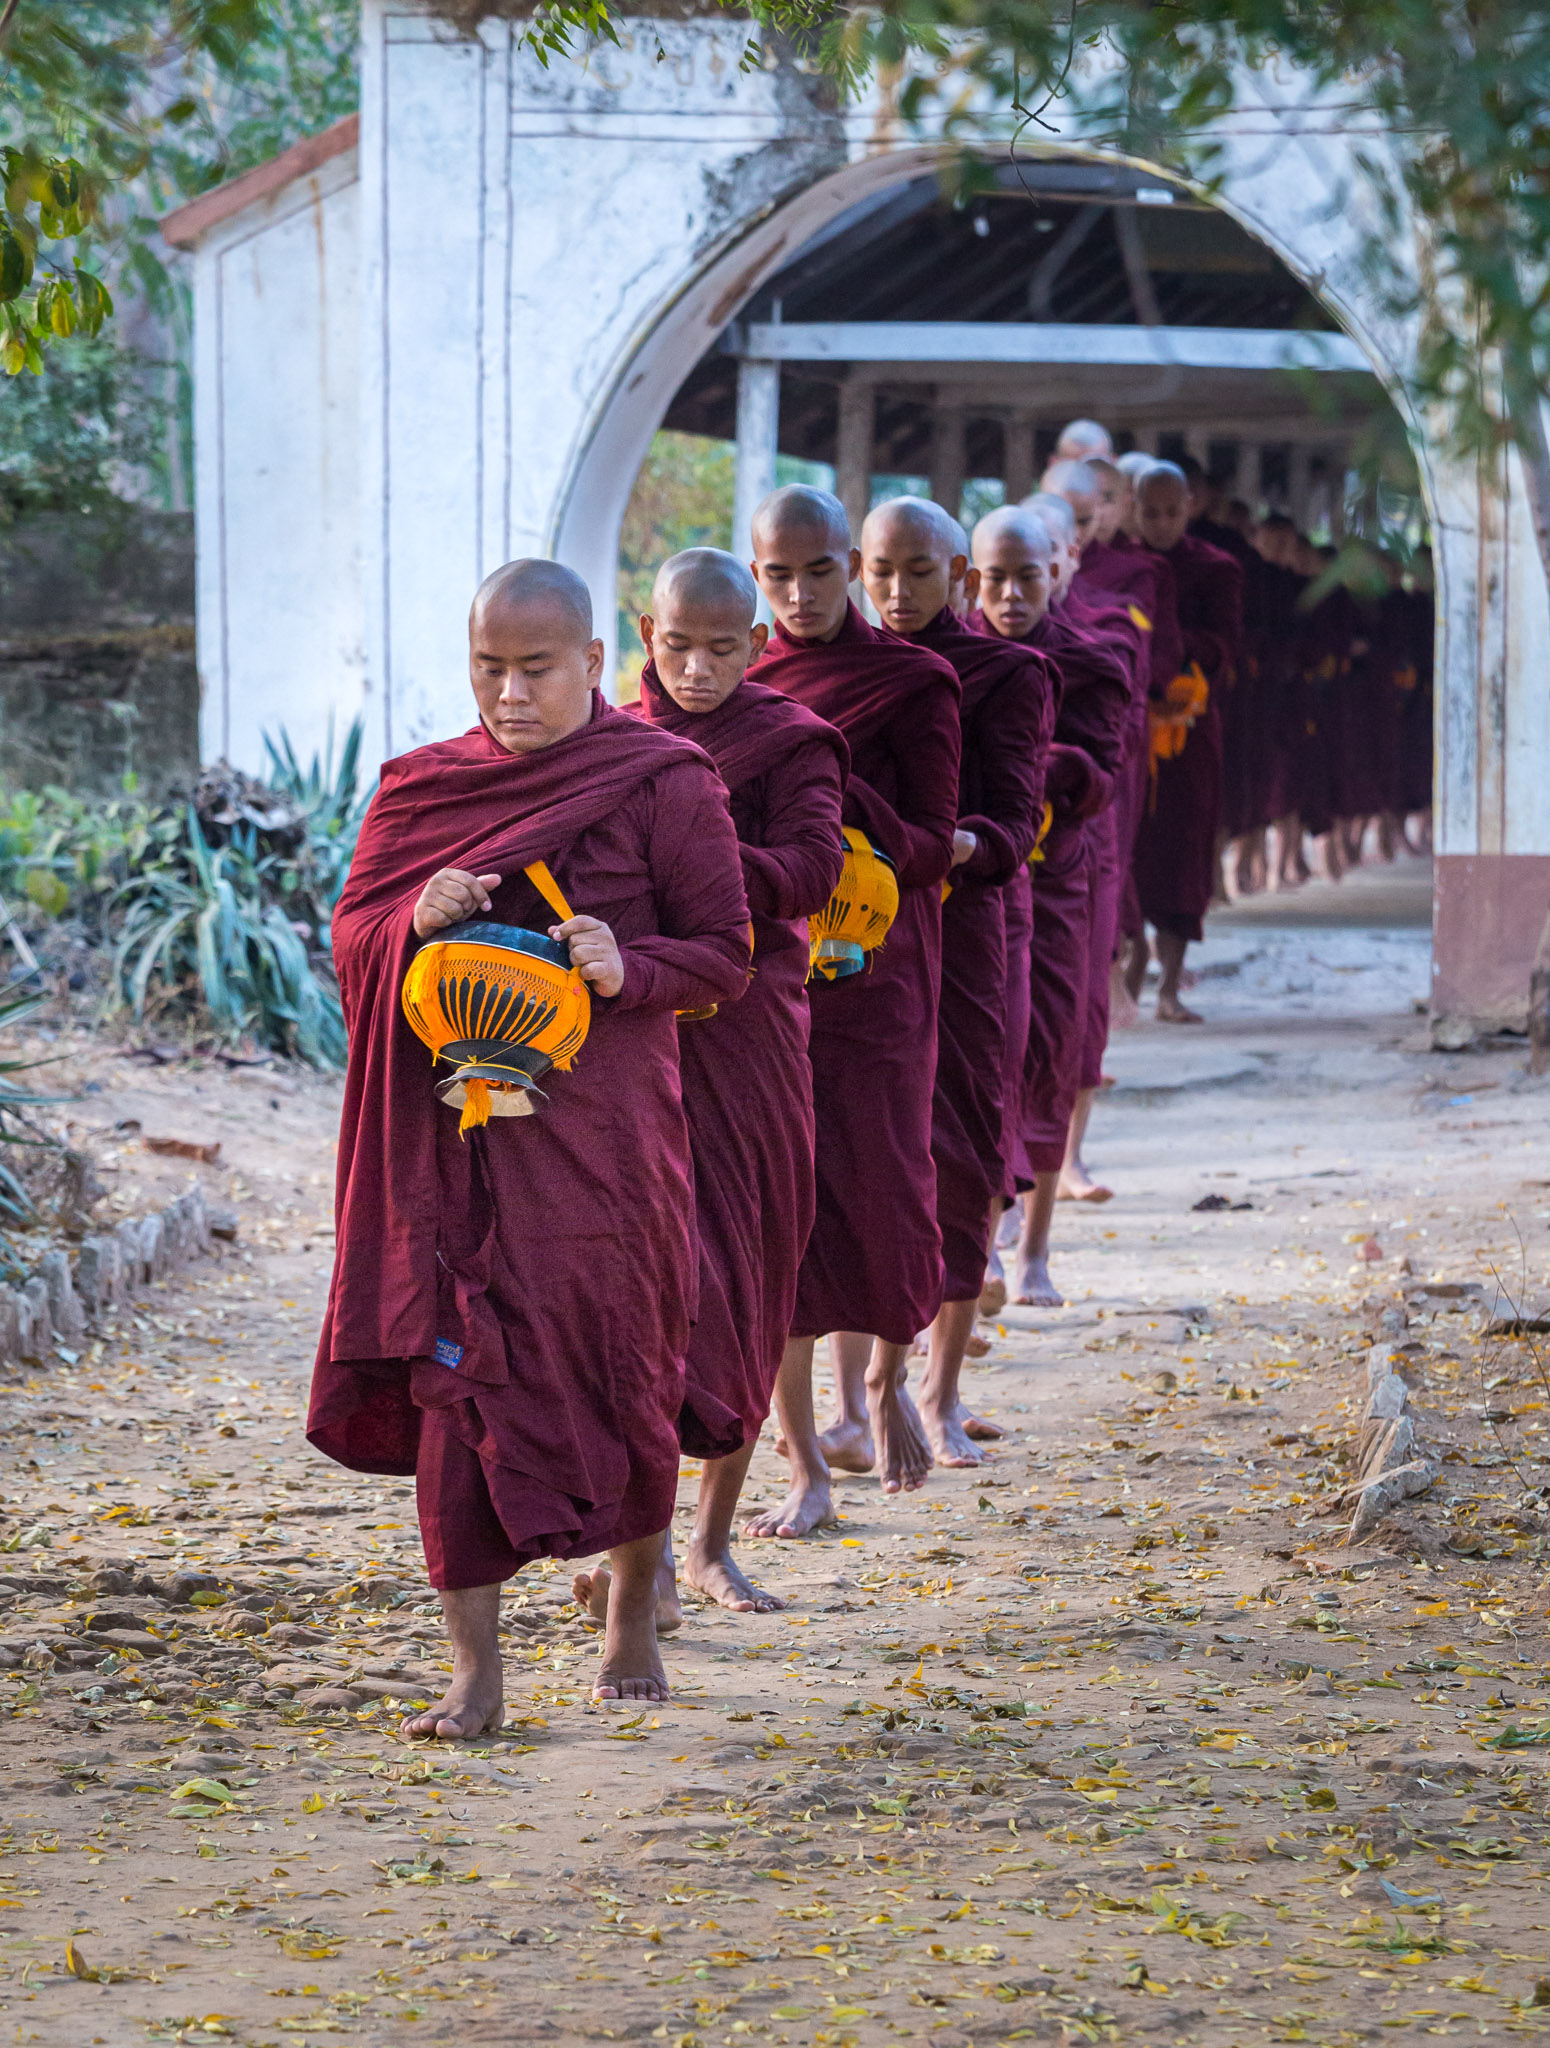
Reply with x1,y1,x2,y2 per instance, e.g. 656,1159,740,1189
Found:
0,0,19,45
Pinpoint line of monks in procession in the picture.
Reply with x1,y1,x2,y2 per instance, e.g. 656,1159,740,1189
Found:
305,416,1433,1733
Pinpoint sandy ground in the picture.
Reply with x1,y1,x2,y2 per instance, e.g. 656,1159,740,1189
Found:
4,854,1550,2048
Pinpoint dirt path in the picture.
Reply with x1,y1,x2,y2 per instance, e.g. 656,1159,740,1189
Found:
3,921,1550,2048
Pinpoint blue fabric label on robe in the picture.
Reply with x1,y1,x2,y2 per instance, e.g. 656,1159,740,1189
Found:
434,1337,465,1370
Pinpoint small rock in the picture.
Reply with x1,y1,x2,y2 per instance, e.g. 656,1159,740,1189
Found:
162,1570,222,1605
96,1630,170,1659
1358,1237,1384,1262
308,1685,365,1710
89,1568,135,1596
1300,1671,1335,1696
208,1205,240,1242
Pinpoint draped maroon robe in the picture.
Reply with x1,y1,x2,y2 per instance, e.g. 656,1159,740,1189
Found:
913,608,1054,1300
308,699,751,1586
1079,536,1184,943
635,664,848,1457
753,604,960,1343
1132,535,1244,942
971,604,1130,1178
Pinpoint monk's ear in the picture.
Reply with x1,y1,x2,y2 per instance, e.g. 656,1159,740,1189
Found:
640,614,655,656
749,622,769,659
962,565,981,607
847,546,861,583
584,638,606,688
950,553,968,586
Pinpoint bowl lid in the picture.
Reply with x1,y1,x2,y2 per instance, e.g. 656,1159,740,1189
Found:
419,920,572,971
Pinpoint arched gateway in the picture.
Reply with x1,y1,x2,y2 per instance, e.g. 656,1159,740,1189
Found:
163,1,1550,1043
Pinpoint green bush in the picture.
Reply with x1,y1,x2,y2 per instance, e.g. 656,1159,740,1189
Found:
0,721,371,1068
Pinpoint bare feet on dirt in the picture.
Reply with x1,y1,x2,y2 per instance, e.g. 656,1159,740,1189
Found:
866,1369,932,1494
1156,991,1204,1023
742,1468,835,1539
400,1659,505,1741
815,1414,875,1474
572,1561,683,1635
1014,1252,1065,1307
917,1391,984,1467
592,1603,671,1703
684,1537,784,1612
1056,1161,1113,1203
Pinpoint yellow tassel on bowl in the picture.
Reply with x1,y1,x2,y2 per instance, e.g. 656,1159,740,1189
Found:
459,1075,493,1136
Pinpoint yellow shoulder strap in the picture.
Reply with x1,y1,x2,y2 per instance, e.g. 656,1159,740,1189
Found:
523,859,576,927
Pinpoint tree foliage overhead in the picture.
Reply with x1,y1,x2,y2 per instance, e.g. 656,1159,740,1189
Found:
0,1,356,372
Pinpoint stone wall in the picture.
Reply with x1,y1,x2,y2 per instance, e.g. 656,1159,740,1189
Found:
0,510,199,803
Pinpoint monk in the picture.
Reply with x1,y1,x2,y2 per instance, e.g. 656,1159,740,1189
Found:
1130,462,1244,1020
626,547,846,1611
858,497,1053,1464
1054,417,1114,462
1030,482,1146,1205
747,485,961,1533
971,506,1130,1308
309,559,752,1727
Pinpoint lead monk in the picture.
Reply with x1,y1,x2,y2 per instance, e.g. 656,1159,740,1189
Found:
748,485,961,1534
630,547,847,1609
308,560,752,1729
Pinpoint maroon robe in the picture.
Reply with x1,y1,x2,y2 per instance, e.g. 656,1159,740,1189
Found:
753,604,961,1343
1065,585,1150,1090
308,699,751,1587
1080,538,1184,943
636,664,848,1457
1132,535,1244,942
972,605,1130,1178
914,608,1054,1300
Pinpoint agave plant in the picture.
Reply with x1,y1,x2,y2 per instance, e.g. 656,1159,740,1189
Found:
111,807,348,1069
263,717,370,928
0,975,58,1230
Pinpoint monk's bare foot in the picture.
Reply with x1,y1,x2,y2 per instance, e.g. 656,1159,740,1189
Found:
1108,963,1140,1030
572,1563,682,1635
919,1392,984,1468
816,1415,875,1474
963,1408,1004,1441
684,1537,784,1613
867,1374,932,1494
592,1608,670,1703
1014,1252,1065,1308
1057,1161,1113,1203
743,1469,835,1540
1156,992,1204,1024
995,1204,1021,1253
965,1332,992,1359
400,1660,504,1741
978,1273,1007,1317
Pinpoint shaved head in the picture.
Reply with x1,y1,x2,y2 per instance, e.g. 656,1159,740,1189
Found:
750,484,858,643
472,557,592,640
861,493,961,559
651,546,758,627
1116,451,1156,484
1055,417,1113,461
468,557,603,754
643,547,766,713
1137,460,1188,501
971,505,1054,641
751,483,852,555
1026,491,1077,546
1042,458,1100,500
1136,461,1190,552
860,494,969,637
1086,455,1131,545
972,504,1054,562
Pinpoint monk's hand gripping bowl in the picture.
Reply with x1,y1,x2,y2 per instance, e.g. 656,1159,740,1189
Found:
401,920,590,1130
808,827,899,982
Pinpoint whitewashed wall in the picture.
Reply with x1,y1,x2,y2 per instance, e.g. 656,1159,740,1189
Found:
190,147,365,776
184,5,1550,1031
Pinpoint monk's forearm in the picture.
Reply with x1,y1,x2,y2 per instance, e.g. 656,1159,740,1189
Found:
738,838,845,923
607,929,751,1015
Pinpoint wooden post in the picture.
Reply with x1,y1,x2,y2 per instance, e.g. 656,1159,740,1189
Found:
732,358,780,567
